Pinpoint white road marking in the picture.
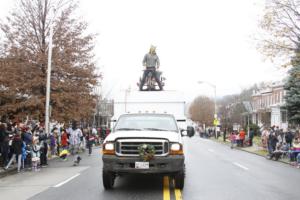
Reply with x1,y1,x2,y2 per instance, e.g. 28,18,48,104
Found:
200,138,212,142
53,173,80,188
233,162,249,170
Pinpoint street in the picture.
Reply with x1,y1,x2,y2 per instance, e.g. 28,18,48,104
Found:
1,137,299,200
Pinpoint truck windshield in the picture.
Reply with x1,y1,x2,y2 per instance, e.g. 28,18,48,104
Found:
115,115,178,132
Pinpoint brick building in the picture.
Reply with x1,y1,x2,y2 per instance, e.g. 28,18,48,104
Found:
251,81,288,130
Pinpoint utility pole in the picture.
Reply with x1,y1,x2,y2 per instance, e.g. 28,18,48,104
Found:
45,16,54,135
124,86,131,113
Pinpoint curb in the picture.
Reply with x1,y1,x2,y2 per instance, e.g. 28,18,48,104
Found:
0,167,17,178
237,147,290,165
0,155,60,178
0,147,100,178
209,138,291,165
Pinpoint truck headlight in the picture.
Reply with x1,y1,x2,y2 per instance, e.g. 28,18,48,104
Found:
102,142,115,155
170,143,183,155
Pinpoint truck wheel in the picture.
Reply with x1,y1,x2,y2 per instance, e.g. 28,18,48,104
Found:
174,170,185,190
102,170,115,189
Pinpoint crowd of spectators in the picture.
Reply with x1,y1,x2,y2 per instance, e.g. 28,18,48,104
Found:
260,126,300,166
0,120,111,172
195,124,300,168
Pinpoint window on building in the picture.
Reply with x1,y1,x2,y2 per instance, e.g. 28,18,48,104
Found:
281,111,287,123
259,98,262,108
279,91,282,103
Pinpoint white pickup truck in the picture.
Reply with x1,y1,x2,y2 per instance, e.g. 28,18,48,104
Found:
102,113,194,190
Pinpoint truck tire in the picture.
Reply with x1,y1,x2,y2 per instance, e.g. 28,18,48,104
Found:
102,170,115,190
174,169,185,190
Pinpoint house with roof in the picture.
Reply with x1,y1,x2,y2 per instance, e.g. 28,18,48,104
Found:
251,81,288,130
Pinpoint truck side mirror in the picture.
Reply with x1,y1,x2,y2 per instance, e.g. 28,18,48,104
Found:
187,126,195,137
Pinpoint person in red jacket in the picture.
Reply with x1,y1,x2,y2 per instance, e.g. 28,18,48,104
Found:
239,129,246,147
61,129,69,150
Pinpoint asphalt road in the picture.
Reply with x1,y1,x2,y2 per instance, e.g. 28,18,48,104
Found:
0,137,300,200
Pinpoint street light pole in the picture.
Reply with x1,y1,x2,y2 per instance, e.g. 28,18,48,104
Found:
198,81,217,138
124,86,131,113
45,18,54,135
213,84,217,119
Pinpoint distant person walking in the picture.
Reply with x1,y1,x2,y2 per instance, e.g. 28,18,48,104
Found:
86,130,95,156
239,129,246,147
69,122,82,165
249,128,254,146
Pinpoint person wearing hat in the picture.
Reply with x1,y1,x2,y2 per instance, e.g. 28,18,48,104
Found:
140,45,163,91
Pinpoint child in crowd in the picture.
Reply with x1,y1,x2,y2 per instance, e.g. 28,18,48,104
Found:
61,129,69,150
49,133,56,156
31,136,40,172
229,132,236,149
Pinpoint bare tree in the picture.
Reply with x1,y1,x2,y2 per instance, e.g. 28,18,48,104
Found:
188,96,214,126
258,0,300,67
0,0,98,122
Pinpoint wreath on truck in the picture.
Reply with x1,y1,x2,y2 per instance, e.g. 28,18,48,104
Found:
138,144,156,161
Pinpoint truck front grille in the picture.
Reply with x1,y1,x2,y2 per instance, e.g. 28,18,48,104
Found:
115,139,169,156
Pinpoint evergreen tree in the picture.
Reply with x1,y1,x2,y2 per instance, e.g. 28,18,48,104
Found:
284,52,300,124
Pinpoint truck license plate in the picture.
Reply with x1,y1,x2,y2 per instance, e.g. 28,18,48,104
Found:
135,162,149,169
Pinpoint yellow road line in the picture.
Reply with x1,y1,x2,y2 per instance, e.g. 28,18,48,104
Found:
174,188,182,200
173,180,183,200
163,176,170,200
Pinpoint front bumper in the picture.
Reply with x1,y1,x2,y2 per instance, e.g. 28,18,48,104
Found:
102,155,185,174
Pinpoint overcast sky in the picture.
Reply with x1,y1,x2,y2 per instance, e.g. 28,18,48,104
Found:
0,0,288,102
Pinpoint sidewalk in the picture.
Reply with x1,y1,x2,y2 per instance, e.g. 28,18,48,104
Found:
0,146,101,178
0,155,59,178
210,136,291,165
0,165,16,178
